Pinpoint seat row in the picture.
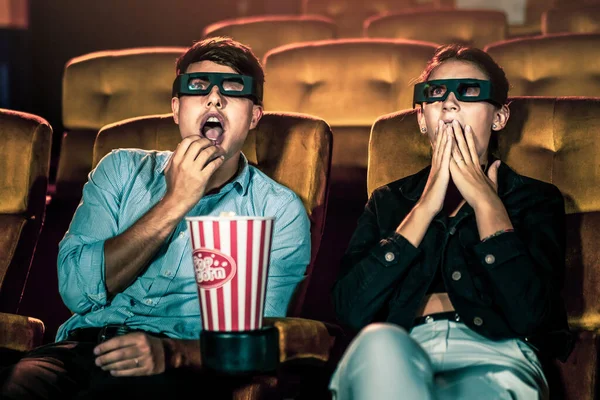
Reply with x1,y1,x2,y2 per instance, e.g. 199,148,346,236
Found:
204,4,600,58
2,95,600,398
56,32,600,201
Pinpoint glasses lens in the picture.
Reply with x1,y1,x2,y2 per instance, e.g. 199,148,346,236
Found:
188,77,210,91
426,84,447,99
459,83,481,97
222,77,245,92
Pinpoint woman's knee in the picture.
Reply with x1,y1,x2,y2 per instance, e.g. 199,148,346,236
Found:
347,323,426,363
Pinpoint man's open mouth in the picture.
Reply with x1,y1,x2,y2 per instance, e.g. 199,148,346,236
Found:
201,114,225,142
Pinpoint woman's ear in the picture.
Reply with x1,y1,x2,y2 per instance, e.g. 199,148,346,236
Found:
492,104,510,131
417,106,427,135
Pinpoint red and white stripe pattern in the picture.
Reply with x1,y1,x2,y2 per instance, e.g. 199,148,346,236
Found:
186,217,274,331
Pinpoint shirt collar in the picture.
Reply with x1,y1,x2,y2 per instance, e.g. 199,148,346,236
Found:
157,151,251,196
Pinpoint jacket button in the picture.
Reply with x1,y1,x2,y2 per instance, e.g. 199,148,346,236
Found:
384,252,395,262
473,317,484,326
451,271,462,281
484,254,495,265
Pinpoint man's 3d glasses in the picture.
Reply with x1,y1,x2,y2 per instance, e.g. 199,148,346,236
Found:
172,72,262,104
413,79,503,108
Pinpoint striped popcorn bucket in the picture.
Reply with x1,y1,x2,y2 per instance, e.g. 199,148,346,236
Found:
185,216,275,332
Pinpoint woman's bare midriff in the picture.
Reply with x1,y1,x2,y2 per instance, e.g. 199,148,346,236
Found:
416,292,455,317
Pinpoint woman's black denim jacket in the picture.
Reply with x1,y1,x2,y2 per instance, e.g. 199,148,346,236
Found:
332,161,574,362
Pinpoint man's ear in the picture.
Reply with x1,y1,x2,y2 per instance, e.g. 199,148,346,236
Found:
250,105,263,130
171,97,180,124
417,105,427,135
492,104,510,131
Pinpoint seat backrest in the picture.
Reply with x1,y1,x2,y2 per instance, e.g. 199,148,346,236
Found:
202,15,337,61
368,96,600,329
57,47,185,198
365,9,507,49
0,109,52,313
368,97,600,213
542,5,600,34
263,39,438,170
93,112,332,317
484,34,600,96
301,0,417,37
62,47,185,131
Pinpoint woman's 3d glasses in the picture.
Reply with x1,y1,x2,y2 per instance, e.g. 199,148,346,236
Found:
413,79,503,108
172,72,262,104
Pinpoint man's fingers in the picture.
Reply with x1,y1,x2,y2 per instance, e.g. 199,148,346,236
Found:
193,145,226,170
94,335,136,356
201,155,226,176
109,367,146,377
182,139,215,166
171,135,202,165
95,346,139,367
99,356,141,371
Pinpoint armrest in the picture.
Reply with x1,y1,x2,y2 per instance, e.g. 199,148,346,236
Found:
0,312,45,352
264,317,340,364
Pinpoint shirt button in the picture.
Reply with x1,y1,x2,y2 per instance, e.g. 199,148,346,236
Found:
448,227,456,235
179,232,186,238
384,252,395,262
145,299,153,305
451,271,462,281
484,254,496,265
164,270,173,277
425,315,433,324
473,317,484,326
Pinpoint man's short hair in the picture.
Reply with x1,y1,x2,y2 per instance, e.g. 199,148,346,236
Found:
176,37,264,105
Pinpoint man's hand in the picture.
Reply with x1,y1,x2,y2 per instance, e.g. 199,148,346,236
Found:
94,332,166,377
163,135,226,214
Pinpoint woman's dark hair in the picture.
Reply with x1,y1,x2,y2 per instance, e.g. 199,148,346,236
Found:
418,44,509,106
419,44,510,158
176,37,264,105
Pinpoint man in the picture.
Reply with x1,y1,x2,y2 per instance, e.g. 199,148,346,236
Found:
1,37,310,399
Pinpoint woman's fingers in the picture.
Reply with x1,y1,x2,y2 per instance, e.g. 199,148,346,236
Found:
464,125,480,165
452,120,473,166
442,128,453,167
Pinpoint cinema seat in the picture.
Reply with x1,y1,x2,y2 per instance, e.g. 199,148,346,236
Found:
202,15,337,61
484,33,600,97
56,47,185,199
0,109,52,355
542,5,600,34
91,111,340,399
368,97,600,400
302,0,420,37
365,8,507,49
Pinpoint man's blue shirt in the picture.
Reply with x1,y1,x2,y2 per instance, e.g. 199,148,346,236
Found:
56,149,310,341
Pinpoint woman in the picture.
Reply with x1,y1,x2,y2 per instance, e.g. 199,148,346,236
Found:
329,45,573,400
